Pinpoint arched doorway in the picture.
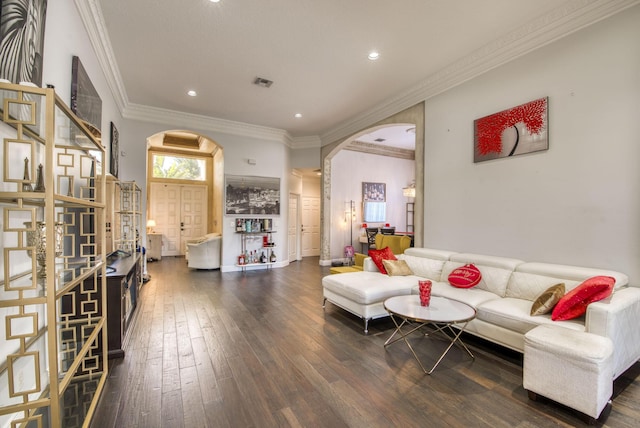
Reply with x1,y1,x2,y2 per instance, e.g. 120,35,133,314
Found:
146,131,223,256
320,103,425,264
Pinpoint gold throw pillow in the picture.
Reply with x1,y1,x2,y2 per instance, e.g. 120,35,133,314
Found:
382,259,414,276
530,283,565,316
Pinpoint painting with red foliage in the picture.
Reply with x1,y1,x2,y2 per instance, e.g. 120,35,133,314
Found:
474,97,548,163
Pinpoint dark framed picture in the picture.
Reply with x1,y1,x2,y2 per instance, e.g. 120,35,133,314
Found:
225,175,280,215
71,56,102,138
0,0,48,86
110,122,119,178
362,182,386,202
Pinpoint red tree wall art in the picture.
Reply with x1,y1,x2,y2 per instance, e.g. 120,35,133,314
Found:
474,97,548,163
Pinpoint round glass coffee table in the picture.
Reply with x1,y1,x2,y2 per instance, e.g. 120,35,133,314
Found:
383,295,476,374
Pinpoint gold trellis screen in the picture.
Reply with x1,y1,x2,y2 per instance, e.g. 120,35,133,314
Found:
0,82,107,427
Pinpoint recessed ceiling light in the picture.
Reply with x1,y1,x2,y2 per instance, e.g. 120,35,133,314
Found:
294,113,302,118
209,0,220,3
187,90,197,97
368,51,380,61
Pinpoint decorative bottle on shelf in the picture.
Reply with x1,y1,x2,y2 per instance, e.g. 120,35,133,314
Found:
270,251,276,263
22,157,33,192
260,251,266,263
34,163,45,192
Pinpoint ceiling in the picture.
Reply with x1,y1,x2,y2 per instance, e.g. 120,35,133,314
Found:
92,0,634,147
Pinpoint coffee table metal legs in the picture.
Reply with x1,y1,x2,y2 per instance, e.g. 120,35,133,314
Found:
384,315,474,374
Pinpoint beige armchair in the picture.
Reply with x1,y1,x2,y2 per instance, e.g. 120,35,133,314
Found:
185,233,222,269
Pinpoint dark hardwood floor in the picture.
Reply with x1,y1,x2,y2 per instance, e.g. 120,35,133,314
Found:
91,257,640,428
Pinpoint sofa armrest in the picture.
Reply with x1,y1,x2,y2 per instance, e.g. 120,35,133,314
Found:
586,287,640,378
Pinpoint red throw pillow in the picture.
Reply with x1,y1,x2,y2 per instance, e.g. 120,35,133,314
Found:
448,264,482,288
368,247,397,274
551,276,615,321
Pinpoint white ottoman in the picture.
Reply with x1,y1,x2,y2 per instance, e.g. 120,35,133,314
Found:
523,325,613,421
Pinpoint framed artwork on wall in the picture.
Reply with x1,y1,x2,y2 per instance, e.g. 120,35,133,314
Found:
110,122,119,178
0,0,48,86
362,182,386,202
225,175,280,215
474,97,548,163
71,56,102,140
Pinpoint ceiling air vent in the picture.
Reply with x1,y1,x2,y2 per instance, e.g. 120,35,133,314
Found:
253,77,273,88
374,138,386,143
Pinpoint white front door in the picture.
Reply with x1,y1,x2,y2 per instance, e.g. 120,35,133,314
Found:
181,185,207,247
288,194,299,262
150,183,208,256
301,196,320,257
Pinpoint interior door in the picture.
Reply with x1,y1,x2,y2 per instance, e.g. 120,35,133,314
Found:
288,194,299,262
301,196,320,257
150,183,208,256
181,185,207,247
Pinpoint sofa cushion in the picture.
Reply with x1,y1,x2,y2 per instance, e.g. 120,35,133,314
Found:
506,271,579,301
442,262,514,297
514,262,628,291
322,272,417,305
477,298,585,335
383,259,413,276
448,264,482,288
368,247,397,274
403,254,447,281
530,283,565,316
416,281,501,309
551,276,615,321
404,247,458,260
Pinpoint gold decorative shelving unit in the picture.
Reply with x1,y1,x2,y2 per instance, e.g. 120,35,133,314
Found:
113,181,141,254
0,82,107,427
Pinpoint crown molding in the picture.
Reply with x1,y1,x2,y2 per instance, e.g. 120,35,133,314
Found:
78,0,295,145
123,103,290,143
320,0,640,146
346,141,415,160
290,136,322,149
75,0,128,113
80,0,639,148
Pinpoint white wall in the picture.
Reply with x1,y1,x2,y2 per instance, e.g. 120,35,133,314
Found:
38,3,293,272
302,176,321,198
424,7,640,283
291,147,320,169
42,1,122,158
121,119,290,270
331,150,415,258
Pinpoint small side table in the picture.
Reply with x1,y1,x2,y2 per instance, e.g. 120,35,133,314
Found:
147,233,163,261
384,295,476,374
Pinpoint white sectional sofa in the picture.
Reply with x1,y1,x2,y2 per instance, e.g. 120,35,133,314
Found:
322,247,640,381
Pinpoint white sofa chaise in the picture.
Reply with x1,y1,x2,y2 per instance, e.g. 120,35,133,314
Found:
185,233,222,269
322,247,640,382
